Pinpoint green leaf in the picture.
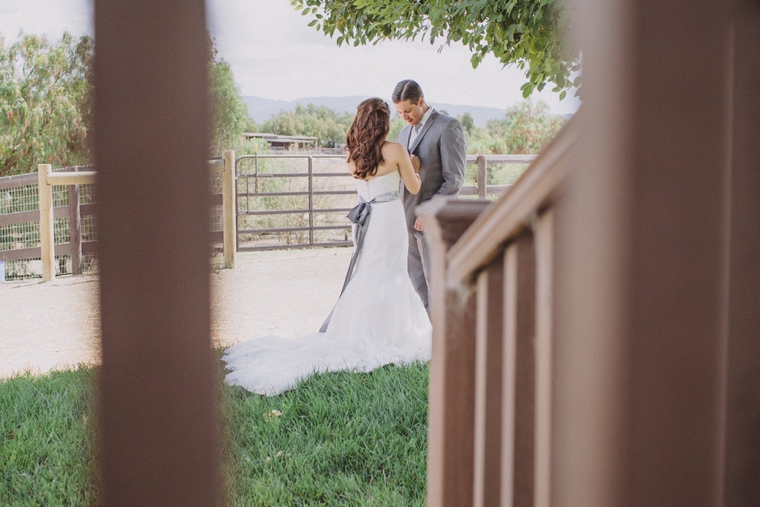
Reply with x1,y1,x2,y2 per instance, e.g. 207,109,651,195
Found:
289,0,579,96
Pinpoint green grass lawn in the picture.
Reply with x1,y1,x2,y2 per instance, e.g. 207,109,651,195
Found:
1,356,429,506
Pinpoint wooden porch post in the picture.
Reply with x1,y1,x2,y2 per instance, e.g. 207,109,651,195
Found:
94,0,220,506
555,0,734,506
418,197,491,507
723,1,760,505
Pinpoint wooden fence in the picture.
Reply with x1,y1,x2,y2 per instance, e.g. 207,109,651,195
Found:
0,168,97,278
0,153,237,282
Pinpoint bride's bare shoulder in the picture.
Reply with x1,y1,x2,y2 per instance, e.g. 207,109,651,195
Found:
381,141,405,158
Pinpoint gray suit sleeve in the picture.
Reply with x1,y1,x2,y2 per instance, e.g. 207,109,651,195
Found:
437,119,467,196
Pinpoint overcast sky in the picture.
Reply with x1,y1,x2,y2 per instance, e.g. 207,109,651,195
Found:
1,0,581,114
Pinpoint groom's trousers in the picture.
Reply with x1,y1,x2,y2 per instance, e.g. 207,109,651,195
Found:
408,231,432,311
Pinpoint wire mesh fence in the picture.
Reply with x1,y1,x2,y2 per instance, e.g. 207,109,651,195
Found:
0,169,92,281
0,162,231,281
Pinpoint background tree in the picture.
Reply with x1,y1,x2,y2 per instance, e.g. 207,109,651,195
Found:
457,112,475,134
0,33,93,176
208,36,249,155
466,100,566,154
387,115,406,144
290,0,579,98
262,104,354,148
0,32,248,175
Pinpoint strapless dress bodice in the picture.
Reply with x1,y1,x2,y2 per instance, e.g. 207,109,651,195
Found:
355,171,401,202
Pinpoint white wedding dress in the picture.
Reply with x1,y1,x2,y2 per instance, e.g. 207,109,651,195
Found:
223,170,432,395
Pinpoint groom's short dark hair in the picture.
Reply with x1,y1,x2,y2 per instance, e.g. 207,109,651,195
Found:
392,80,424,104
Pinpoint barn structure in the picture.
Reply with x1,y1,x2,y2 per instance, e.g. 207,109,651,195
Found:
242,132,318,149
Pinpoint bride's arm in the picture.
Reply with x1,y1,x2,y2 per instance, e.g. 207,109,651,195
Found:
392,143,421,194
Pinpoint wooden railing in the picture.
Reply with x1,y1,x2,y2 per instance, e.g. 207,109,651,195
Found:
462,154,536,198
418,118,577,507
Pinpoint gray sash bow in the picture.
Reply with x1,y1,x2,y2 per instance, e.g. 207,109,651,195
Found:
319,190,399,332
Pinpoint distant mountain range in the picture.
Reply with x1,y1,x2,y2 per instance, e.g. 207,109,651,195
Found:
242,95,508,127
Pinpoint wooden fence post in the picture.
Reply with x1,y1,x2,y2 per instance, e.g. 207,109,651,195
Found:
477,155,487,199
418,197,491,507
68,180,83,275
222,150,236,269
38,164,55,282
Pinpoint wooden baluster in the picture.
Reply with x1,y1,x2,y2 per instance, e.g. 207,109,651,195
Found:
473,251,505,507
419,197,491,507
501,233,536,507
533,210,554,507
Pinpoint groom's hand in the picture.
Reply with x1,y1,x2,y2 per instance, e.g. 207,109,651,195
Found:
414,217,425,232
410,154,421,173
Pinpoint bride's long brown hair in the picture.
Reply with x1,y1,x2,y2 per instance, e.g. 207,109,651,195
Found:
346,98,390,180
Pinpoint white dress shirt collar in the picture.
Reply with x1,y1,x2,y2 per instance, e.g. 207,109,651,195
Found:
416,106,434,130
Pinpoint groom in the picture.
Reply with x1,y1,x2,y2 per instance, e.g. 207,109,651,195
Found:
392,79,467,310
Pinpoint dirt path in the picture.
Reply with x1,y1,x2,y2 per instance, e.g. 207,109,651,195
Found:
0,248,351,379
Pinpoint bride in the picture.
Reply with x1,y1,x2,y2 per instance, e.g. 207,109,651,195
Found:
223,98,433,395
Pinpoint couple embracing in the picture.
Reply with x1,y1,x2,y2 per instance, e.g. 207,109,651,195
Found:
224,80,467,396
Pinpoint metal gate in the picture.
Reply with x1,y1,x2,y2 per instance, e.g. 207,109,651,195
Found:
235,154,355,251
233,153,536,252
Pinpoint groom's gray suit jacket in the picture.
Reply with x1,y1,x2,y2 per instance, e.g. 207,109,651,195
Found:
396,109,467,230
